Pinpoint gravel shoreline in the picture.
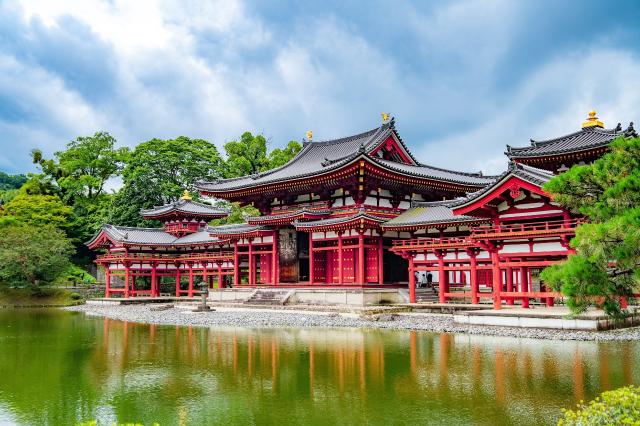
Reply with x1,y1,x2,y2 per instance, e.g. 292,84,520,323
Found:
64,304,640,341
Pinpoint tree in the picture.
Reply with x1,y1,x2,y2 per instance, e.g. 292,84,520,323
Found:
108,136,224,226
223,132,301,178
31,132,128,203
0,223,73,289
541,137,640,317
0,171,26,191
1,191,73,231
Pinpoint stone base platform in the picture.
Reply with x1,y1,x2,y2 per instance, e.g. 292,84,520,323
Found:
453,306,640,330
207,288,409,306
87,296,199,306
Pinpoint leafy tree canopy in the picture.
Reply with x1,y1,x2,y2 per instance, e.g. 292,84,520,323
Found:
223,132,302,178
0,222,73,288
0,171,26,191
541,137,640,317
108,136,223,226
32,131,128,203
0,190,73,231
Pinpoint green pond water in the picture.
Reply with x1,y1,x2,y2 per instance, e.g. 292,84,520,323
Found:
0,309,638,426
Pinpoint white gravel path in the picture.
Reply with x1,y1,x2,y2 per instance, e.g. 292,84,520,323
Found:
64,304,640,341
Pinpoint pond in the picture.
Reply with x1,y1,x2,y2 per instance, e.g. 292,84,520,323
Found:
0,309,637,425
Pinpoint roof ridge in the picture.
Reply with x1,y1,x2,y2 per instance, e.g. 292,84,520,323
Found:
517,125,624,149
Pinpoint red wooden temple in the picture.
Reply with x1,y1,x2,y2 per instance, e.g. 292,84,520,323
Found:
88,111,636,307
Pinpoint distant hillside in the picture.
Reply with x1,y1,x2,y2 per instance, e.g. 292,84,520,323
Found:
0,171,26,191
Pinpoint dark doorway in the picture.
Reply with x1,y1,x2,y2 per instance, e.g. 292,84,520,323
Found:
297,231,310,282
383,240,408,283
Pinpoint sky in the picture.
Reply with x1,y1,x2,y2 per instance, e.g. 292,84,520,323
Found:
1,0,640,176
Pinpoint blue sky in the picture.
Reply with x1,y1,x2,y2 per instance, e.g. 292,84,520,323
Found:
1,0,639,176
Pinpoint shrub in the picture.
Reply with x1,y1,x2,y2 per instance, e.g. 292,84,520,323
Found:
558,385,640,425
69,292,83,300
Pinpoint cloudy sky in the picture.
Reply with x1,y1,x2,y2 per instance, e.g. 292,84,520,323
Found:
1,0,639,175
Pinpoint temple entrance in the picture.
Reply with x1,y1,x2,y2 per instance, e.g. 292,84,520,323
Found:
278,228,298,282
297,231,310,282
383,240,408,283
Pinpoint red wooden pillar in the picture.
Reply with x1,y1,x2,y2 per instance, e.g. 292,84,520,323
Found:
233,241,240,286
187,263,194,297
506,266,514,306
272,230,278,285
104,265,111,298
338,232,344,284
491,250,501,310
151,262,158,297
124,262,131,298
309,232,315,284
218,264,223,289
408,256,416,303
469,254,478,305
248,240,254,286
358,233,365,285
175,264,181,297
520,267,529,308
437,252,446,304
377,236,384,285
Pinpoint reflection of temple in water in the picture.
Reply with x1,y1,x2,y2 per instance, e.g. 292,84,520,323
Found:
93,318,638,425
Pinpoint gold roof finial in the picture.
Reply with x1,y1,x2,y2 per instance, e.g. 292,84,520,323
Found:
381,112,390,123
306,130,313,141
582,110,604,129
181,190,192,201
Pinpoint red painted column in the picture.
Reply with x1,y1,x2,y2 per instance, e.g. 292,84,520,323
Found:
338,232,344,284
272,230,278,285
358,233,365,285
175,264,181,297
188,263,194,297
218,264,223,289
506,266,514,306
437,253,446,304
124,263,130,299
309,232,315,284
469,254,478,304
409,256,416,303
520,266,529,308
151,262,158,297
233,241,240,286
491,250,501,310
377,235,384,285
248,240,254,286
104,265,111,298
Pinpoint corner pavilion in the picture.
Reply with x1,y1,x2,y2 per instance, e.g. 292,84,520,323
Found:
88,111,637,308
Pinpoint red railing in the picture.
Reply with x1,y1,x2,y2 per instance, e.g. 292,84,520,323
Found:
391,236,473,250
470,218,585,237
97,251,234,262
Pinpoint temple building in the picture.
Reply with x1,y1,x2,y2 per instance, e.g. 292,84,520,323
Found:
88,111,636,308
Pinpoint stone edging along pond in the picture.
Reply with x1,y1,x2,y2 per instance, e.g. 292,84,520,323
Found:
64,304,640,342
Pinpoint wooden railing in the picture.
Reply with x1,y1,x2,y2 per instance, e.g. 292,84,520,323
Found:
470,218,585,238
391,236,473,250
97,251,234,262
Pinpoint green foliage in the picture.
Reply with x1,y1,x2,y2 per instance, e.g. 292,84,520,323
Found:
32,131,128,203
0,171,26,191
558,385,640,425
209,202,259,226
223,132,301,178
69,292,82,300
108,136,223,226
0,223,73,288
541,137,640,317
1,191,73,230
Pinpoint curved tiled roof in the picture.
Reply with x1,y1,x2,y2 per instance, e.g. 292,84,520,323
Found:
451,162,555,210
141,199,229,219
382,200,485,229
205,223,264,236
247,208,332,224
197,119,494,193
293,211,388,230
87,225,223,247
506,123,636,159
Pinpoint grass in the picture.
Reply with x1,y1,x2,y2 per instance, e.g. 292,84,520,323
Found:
0,287,85,308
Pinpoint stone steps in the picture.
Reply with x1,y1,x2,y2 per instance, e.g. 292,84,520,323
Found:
244,289,290,306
